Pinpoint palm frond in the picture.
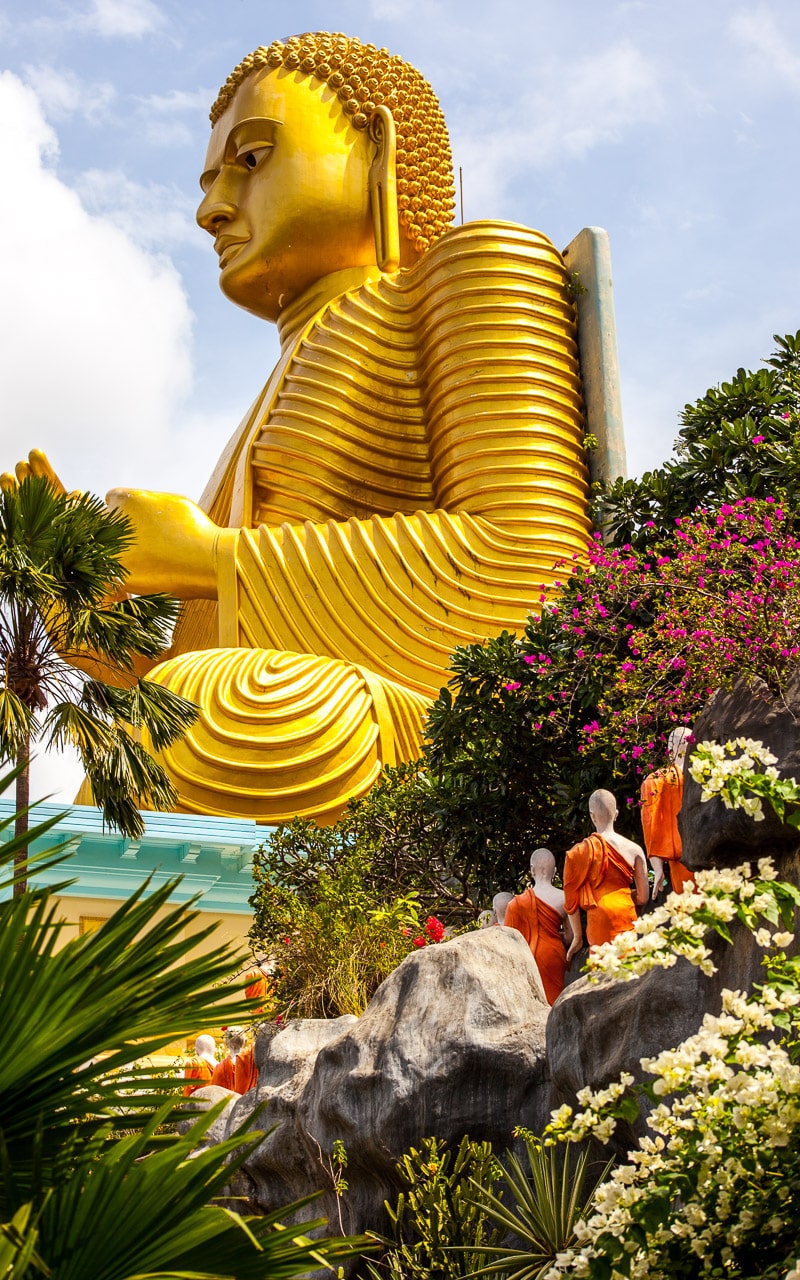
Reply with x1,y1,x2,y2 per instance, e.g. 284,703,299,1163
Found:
0,690,33,762
461,1137,613,1280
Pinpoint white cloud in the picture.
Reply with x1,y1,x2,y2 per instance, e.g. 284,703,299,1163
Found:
135,88,212,146
22,64,116,122
81,0,164,38
0,71,194,502
75,169,199,250
452,40,663,214
729,8,800,90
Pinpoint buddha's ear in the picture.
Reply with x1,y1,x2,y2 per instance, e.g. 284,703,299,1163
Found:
368,106,400,273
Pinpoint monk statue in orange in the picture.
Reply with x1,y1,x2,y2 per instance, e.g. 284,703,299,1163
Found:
182,1034,217,1096
212,1026,246,1091
640,725,695,897
564,790,648,961
505,847,571,1005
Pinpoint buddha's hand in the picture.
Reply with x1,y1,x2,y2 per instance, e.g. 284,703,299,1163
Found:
105,488,226,599
1,449,67,494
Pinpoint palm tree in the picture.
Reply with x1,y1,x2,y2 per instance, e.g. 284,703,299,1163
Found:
0,788,367,1279
0,470,198,893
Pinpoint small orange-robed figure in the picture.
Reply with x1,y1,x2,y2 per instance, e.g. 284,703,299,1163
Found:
640,726,695,897
234,1043,259,1095
182,1034,216,1096
212,1026,247,1091
564,789,649,960
504,848,572,1005
242,956,273,1013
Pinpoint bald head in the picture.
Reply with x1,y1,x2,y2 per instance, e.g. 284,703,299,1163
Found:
588,789,617,829
668,726,691,764
530,847,555,880
195,1034,216,1058
492,891,514,925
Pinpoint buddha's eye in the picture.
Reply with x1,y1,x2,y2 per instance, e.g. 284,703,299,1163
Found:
235,143,273,171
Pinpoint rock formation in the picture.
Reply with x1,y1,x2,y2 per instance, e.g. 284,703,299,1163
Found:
226,927,550,1238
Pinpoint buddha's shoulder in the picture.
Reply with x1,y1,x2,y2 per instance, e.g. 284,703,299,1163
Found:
405,219,567,279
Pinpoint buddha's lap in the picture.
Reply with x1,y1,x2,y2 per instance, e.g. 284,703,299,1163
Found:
142,645,430,822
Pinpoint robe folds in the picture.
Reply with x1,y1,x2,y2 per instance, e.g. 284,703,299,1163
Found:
563,834,638,948
144,222,591,824
640,765,695,894
182,1056,214,1097
504,887,567,1005
234,1045,259,1095
211,1057,237,1091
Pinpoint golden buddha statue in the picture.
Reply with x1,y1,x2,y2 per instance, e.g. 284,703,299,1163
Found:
72,33,600,823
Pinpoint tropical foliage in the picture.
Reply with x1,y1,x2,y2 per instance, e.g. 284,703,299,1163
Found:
249,827,446,1017
0,787,365,1279
596,328,800,547
367,1132,611,1280
0,471,197,888
366,1136,505,1280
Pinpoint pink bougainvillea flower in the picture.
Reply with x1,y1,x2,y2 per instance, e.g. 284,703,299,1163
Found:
504,681,521,691
752,435,765,444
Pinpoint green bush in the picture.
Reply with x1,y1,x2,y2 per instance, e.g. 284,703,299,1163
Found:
367,1136,505,1279
250,830,446,1017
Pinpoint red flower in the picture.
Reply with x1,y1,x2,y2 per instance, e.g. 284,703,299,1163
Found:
412,936,427,948
424,916,445,942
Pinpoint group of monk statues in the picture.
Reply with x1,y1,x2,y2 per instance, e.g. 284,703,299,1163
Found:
181,725,692,1100
488,726,693,1006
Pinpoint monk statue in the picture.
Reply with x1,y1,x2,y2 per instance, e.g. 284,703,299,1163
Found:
15,32,620,824
564,789,648,960
640,725,695,897
504,848,571,1005
182,1034,216,1096
492,892,514,926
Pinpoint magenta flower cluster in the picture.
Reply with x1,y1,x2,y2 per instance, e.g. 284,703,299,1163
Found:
517,499,800,777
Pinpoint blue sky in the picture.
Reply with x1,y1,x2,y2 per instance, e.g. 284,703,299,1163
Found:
2,0,800,797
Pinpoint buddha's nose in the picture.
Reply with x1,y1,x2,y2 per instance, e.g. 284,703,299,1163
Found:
196,189,236,235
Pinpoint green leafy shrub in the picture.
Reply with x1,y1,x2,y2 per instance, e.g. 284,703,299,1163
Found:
367,1136,505,1279
250,831,446,1017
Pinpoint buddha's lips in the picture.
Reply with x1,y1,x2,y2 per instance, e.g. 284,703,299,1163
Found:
217,238,248,267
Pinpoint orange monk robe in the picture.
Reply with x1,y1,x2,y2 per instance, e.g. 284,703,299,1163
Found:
243,968,273,1014
640,765,695,894
211,1056,237,1091
504,888,567,1005
234,1044,259,1095
563,834,638,948
182,1056,214,1097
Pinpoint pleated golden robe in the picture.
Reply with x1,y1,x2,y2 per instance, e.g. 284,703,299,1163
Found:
146,221,591,822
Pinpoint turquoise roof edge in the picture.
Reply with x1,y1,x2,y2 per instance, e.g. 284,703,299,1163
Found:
0,801,269,915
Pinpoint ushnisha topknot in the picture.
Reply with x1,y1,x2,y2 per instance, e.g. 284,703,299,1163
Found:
209,32,456,255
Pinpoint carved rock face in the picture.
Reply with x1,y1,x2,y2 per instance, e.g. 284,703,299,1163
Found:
681,674,800,873
226,927,551,1238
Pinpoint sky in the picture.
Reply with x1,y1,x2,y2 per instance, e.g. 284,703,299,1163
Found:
2,0,800,800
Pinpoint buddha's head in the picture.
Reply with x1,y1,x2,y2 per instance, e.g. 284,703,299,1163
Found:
197,33,455,322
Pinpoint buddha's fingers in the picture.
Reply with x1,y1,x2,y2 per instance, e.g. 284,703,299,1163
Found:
8,451,67,494
26,449,67,494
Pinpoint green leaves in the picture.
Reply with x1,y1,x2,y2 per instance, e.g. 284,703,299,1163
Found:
0,474,199,853
596,329,800,548
0,787,368,1279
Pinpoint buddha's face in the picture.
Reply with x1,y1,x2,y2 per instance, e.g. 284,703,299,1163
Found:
197,68,377,322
